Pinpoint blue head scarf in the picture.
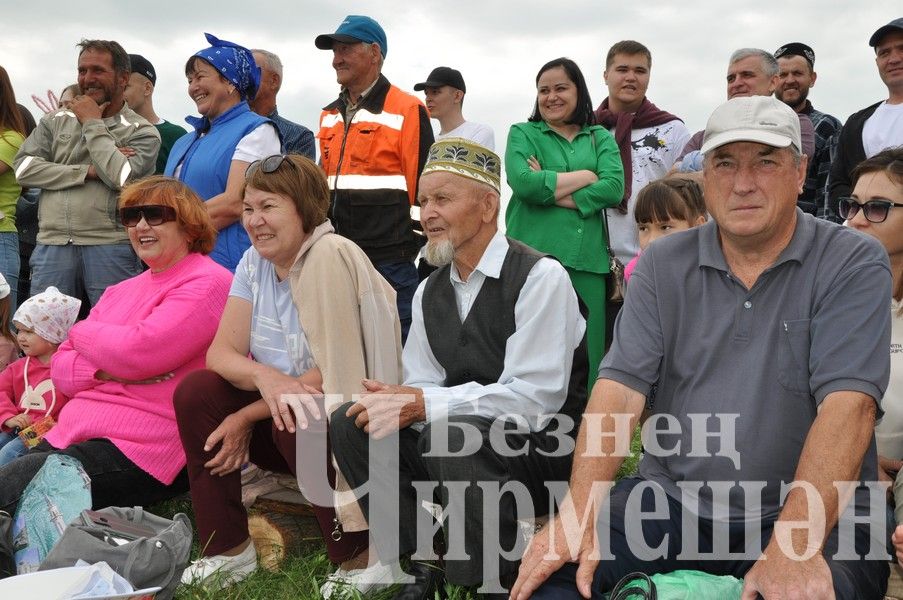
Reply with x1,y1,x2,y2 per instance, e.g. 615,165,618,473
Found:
193,32,260,100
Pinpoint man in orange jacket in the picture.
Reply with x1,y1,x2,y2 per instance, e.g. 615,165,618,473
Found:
316,15,434,342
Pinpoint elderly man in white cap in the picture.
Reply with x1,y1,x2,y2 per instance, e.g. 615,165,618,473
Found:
514,96,894,600
330,138,588,598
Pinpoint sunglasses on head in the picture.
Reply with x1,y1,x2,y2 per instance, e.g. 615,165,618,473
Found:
119,204,178,228
245,154,292,178
837,197,903,224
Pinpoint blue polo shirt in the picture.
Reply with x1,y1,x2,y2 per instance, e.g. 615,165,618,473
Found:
600,209,891,521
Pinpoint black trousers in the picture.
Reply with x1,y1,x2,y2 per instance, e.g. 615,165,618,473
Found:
330,404,574,586
534,476,892,599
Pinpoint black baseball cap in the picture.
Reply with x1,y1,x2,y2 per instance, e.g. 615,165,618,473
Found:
414,67,466,93
870,17,903,47
128,54,156,85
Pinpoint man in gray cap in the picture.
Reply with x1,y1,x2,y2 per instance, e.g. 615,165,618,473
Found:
414,66,494,149
514,96,892,600
331,138,588,597
828,17,903,220
122,53,186,174
774,43,842,219
315,15,434,343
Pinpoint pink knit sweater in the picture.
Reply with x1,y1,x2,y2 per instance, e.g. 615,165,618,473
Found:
47,252,232,484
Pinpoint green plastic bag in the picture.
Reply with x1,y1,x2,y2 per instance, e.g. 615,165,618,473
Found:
607,570,743,600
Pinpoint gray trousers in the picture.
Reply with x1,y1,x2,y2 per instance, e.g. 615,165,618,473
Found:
330,405,574,586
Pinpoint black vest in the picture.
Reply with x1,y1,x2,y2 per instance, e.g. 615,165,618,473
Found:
422,238,588,430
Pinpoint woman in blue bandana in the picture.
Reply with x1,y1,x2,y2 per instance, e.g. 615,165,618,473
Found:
165,33,282,272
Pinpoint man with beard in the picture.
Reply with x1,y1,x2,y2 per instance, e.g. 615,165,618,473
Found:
330,138,588,598
828,18,903,222
774,43,842,219
14,39,159,306
671,48,815,198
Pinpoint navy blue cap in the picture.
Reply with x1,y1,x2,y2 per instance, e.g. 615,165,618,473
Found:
315,15,387,58
870,17,903,47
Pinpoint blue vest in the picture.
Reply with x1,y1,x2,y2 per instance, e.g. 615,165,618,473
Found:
165,102,276,271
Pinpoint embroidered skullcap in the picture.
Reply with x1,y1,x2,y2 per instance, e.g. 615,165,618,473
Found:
0,273,9,300
194,33,261,100
421,138,501,193
774,42,816,68
13,287,81,345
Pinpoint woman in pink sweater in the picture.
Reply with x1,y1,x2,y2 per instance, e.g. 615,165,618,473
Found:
0,176,232,514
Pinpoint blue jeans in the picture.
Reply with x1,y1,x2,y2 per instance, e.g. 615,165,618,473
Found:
0,232,20,309
0,431,26,466
375,260,418,344
30,243,142,307
0,438,188,516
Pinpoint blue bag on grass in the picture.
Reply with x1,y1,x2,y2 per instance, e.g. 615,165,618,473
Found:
11,454,91,573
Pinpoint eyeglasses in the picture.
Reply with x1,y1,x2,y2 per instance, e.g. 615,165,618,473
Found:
119,204,178,227
245,154,290,178
837,197,903,224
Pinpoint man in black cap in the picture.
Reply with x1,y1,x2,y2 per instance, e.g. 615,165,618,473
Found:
122,54,185,174
315,15,434,344
828,18,903,220
414,66,494,149
774,43,842,219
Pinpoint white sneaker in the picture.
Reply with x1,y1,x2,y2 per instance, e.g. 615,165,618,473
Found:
319,560,401,598
180,541,258,588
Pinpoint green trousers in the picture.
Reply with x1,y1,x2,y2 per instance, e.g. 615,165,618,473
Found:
565,267,606,391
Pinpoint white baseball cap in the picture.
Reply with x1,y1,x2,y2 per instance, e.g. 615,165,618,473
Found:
701,96,801,155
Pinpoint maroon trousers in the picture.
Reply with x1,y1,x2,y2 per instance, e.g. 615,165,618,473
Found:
174,369,367,563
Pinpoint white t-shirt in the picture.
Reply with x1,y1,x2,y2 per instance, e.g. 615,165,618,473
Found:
606,118,692,264
437,121,496,150
230,248,316,377
863,101,903,159
876,300,903,459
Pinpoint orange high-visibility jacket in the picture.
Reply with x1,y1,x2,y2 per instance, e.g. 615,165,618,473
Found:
318,75,433,264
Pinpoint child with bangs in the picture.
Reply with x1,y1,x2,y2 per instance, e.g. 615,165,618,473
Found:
624,178,708,283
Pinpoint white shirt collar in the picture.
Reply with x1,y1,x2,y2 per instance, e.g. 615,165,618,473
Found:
450,232,507,284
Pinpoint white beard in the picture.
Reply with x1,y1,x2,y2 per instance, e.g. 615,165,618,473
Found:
424,239,455,267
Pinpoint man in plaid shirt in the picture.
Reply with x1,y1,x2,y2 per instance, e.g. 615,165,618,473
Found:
774,42,842,220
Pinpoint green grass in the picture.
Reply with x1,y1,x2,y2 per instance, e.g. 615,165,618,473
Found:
156,427,644,599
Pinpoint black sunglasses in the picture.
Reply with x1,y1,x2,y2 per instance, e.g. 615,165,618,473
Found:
119,204,178,228
837,197,903,224
245,154,292,178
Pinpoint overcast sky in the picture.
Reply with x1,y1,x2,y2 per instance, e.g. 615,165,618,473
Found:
2,1,899,163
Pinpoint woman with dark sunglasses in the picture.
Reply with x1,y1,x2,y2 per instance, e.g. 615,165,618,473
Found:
0,176,232,521
844,148,903,550
174,155,402,595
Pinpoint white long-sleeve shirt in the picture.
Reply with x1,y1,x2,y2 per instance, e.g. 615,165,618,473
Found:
404,232,586,430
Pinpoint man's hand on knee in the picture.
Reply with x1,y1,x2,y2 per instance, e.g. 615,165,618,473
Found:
740,541,834,600
345,379,426,439
892,524,903,566
510,515,598,599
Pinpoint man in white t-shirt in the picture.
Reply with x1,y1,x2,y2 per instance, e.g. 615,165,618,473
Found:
414,67,495,150
593,40,691,265
828,17,903,217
